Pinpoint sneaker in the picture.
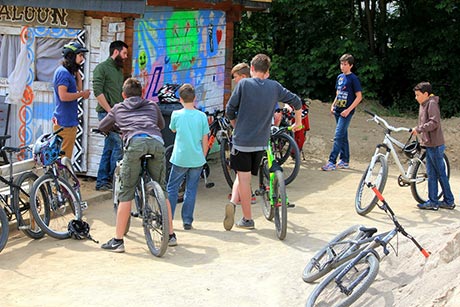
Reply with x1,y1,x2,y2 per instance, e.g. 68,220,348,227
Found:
417,201,439,211
223,203,235,231
439,201,456,210
96,183,112,191
101,238,125,253
235,217,255,229
321,162,336,171
168,233,177,246
251,194,257,204
183,224,192,230
337,160,350,169
80,201,88,211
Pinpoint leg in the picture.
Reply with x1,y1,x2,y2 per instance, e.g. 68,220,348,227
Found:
96,112,113,189
328,114,352,164
181,166,203,226
166,164,187,217
432,145,455,204
54,125,77,160
115,200,132,238
425,148,439,204
237,171,252,220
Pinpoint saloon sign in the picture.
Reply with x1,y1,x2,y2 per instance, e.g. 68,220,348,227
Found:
0,6,83,28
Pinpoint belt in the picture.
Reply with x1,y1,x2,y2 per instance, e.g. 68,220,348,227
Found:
132,133,152,139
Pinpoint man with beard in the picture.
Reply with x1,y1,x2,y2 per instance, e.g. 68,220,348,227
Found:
93,40,129,191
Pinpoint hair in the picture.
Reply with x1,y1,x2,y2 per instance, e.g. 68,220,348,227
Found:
413,82,432,94
122,78,142,98
231,63,250,77
62,53,80,74
179,83,195,103
250,54,271,73
109,40,128,55
340,54,355,65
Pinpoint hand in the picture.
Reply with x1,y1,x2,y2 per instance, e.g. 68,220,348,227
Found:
411,128,418,135
81,89,91,99
340,109,351,118
291,122,303,132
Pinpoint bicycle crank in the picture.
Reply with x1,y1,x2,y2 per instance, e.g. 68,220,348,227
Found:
397,175,411,187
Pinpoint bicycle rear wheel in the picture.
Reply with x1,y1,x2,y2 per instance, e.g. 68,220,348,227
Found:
220,137,236,189
144,181,169,257
258,158,274,221
13,172,45,239
411,152,450,204
273,170,287,240
270,133,300,185
30,173,81,239
302,224,365,283
306,253,380,307
0,206,8,253
355,155,388,216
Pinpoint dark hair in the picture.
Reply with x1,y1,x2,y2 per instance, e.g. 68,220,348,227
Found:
251,54,271,73
231,63,250,77
109,40,128,55
413,82,432,94
122,78,142,97
340,54,355,65
179,83,195,103
62,52,80,74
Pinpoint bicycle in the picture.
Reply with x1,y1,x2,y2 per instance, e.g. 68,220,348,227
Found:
221,124,300,188
0,145,45,253
107,131,170,257
355,110,450,216
306,184,429,307
29,128,83,239
254,127,291,240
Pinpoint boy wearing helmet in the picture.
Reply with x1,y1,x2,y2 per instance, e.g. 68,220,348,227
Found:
52,42,91,159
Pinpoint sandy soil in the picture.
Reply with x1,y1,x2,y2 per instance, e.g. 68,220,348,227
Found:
0,100,459,307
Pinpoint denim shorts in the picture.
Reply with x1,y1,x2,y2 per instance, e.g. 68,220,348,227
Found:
118,137,166,202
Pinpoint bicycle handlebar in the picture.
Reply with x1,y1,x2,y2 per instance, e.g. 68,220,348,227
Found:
204,109,225,118
364,110,411,133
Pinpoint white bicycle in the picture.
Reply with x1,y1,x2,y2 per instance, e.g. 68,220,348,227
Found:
355,110,450,215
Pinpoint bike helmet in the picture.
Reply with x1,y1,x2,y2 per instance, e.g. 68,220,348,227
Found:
157,83,181,104
62,42,88,57
403,140,421,158
68,219,99,243
219,117,231,130
33,133,63,166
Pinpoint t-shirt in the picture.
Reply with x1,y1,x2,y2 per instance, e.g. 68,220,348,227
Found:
169,108,210,168
334,72,362,114
53,65,78,127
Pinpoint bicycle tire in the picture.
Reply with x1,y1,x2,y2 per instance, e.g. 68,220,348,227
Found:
306,253,380,307
13,172,45,239
302,224,365,283
112,165,131,235
0,206,9,253
355,155,388,216
220,137,236,189
30,173,81,239
273,170,287,240
411,152,450,204
269,132,300,185
259,158,274,221
144,181,169,257
165,145,185,203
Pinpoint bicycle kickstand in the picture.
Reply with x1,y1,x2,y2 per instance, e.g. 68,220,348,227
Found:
202,168,214,188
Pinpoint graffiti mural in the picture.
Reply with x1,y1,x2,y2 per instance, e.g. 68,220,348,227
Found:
132,9,226,111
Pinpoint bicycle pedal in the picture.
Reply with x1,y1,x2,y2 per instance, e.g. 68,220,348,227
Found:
275,202,282,208
18,225,30,230
287,203,295,208
131,212,139,217
80,202,88,211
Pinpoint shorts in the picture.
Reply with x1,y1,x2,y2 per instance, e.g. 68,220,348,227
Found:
230,148,264,176
118,137,166,202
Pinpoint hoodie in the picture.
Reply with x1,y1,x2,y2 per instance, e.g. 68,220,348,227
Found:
98,96,165,145
415,95,444,147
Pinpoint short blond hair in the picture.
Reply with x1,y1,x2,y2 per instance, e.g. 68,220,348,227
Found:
231,63,250,77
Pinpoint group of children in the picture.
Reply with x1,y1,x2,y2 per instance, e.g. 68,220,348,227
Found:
98,53,455,253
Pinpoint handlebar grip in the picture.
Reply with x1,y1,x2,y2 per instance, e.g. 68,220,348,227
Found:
53,127,64,135
364,109,375,117
91,128,102,134
421,248,430,258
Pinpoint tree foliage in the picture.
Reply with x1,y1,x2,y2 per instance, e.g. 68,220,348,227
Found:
233,0,460,117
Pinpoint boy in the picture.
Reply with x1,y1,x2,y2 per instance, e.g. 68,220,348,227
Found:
231,62,250,84
99,78,176,252
322,54,362,171
412,82,455,210
167,84,209,230
224,53,303,231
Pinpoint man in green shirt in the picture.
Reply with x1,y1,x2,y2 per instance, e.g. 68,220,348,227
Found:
93,40,128,191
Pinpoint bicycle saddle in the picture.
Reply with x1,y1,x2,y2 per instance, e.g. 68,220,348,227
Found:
359,226,378,236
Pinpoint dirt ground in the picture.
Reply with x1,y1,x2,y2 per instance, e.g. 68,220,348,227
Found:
1,100,460,307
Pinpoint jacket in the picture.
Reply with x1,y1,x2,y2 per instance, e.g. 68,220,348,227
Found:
415,95,444,147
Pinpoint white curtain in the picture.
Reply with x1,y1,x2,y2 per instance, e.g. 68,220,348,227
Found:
36,37,68,82
0,34,21,78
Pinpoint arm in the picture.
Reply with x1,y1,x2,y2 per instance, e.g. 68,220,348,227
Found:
98,110,116,132
93,63,111,112
341,91,362,118
414,100,441,134
330,90,339,113
201,133,209,158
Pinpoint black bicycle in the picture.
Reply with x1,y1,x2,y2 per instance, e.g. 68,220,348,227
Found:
0,145,46,253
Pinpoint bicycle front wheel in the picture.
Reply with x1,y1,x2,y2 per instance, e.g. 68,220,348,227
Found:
144,181,169,257
411,152,450,204
259,158,274,221
355,155,388,216
220,137,236,189
30,173,81,239
0,206,9,253
270,133,300,185
306,253,380,307
13,172,45,239
273,170,287,240
302,225,365,283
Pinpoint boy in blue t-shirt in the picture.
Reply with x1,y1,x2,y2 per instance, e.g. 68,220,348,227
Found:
322,53,363,171
167,84,209,233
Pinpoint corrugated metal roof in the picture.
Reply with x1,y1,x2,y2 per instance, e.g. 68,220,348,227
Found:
0,0,146,14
